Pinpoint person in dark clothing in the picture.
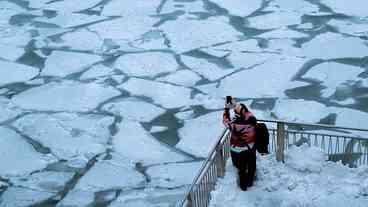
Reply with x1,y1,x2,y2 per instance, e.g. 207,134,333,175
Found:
223,101,257,191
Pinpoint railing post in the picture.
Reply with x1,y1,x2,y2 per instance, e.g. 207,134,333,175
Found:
276,122,285,162
216,146,225,178
186,193,193,207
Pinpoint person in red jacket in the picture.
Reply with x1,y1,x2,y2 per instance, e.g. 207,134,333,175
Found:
223,101,257,191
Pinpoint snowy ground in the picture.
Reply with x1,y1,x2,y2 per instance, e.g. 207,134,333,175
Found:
0,0,368,206
210,145,368,207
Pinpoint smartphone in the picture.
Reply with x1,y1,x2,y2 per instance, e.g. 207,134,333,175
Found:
226,96,232,104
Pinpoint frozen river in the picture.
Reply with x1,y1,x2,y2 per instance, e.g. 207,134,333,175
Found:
0,0,367,206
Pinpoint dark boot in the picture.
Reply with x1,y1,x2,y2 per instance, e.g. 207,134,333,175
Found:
238,171,247,191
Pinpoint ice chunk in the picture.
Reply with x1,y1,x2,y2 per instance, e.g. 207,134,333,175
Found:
266,0,319,14
159,16,242,53
286,145,327,173
50,29,103,52
177,111,224,157
13,113,114,162
0,97,22,123
0,22,31,47
302,32,368,59
0,187,54,207
226,52,279,70
113,121,189,165
0,2,25,21
56,189,95,207
0,127,49,178
42,0,102,13
41,51,102,77
150,126,168,133
0,60,39,86
175,110,195,120
0,45,24,61
248,11,301,29
80,64,115,80
258,27,309,39
160,0,205,14
302,62,365,97
334,107,368,132
119,78,192,109
157,70,201,87
181,55,233,81
214,39,262,52
34,12,107,28
102,0,161,16
208,0,262,17
321,0,368,17
102,97,166,122
114,52,178,78
12,81,120,112
191,94,226,110
328,19,368,36
265,39,304,57
147,161,202,188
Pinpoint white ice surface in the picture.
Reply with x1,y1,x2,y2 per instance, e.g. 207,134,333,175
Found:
0,97,22,123
334,107,368,132
34,12,107,28
102,97,166,122
159,16,242,53
266,0,319,14
302,32,368,59
328,19,368,36
302,62,365,97
156,69,201,87
42,0,102,13
177,111,224,158
54,29,103,52
0,60,39,86
265,39,304,57
248,11,301,29
258,27,309,39
321,0,368,17
160,0,205,14
209,0,261,17
80,64,115,80
150,126,168,133
114,52,178,78
0,22,31,47
13,113,114,163
0,187,54,207
12,81,120,112
113,121,189,165
0,127,50,178
0,45,24,61
101,0,161,16
147,161,202,188
210,145,368,207
119,78,192,109
41,51,102,77
0,1,25,21
214,39,262,52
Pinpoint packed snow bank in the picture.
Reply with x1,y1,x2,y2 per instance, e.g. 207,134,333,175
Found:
210,144,368,207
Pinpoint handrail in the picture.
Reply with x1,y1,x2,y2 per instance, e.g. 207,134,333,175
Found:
179,119,368,207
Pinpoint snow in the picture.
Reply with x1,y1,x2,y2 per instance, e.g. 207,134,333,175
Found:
101,0,161,16
0,60,39,86
321,0,368,17
119,78,192,109
80,64,115,80
0,97,22,123
209,0,261,17
302,62,365,97
248,11,301,29
210,145,368,207
176,111,224,157
34,12,107,28
12,81,120,112
113,121,189,165
102,97,166,122
334,107,368,132
150,126,168,133
159,16,242,53
0,45,24,61
301,32,368,59
157,69,202,87
258,27,309,39
41,51,102,77
147,161,202,188
12,113,114,163
114,52,178,78
53,29,103,52
0,187,54,207
0,127,50,178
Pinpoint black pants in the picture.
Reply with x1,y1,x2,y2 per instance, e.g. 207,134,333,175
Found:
231,150,256,191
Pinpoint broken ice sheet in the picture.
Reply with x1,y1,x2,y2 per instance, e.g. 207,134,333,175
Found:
159,0,206,14
266,0,319,14
0,187,55,207
301,32,368,59
12,81,120,112
113,121,189,165
176,111,224,158
34,12,108,28
302,62,365,98
208,0,262,17
156,69,202,87
147,161,202,188
101,0,161,16
159,16,242,53
257,27,309,39
102,97,166,122
41,51,102,77
80,64,115,80
12,113,114,163
328,19,368,36
114,52,178,78
247,11,302,30
0,127,51,178
0,44,24,61
0,22,31,47
119,78,192,109
49,29,103,52
41,0,102,13
0,97,22,123
0,1,26,22
0,60,39,86
321,0,368,17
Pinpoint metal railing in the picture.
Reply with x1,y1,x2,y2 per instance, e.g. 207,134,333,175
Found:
178,119,368,207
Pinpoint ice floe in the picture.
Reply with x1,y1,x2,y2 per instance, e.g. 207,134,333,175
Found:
301,32,368,59
41,0,102,13
159,16,242,53
101,0,161,16
150,126,168,133
0,23,31,47
114,52,178,78
321,0,368,17
0,187,55,207
113,121,189,165
328,19,368,36
0,97,22,123
50,29,103,52
334,107,368,131
157,69,202,87
0,127,50,178
302,62,365,97
12,113,114,163
247,11,301,29
258,27,309,39
176,111,224,157
160,0,205,14
80,64,115,80
102,97,166,122
266,0,319,14
41,51,102,77
265,39,304,57
119,78,192,109
0,60,39,86
0,1,26,21
214,39,262,52
34,12,108,28
209,0,262,17
12,81,120,112
0,45,24,61
147,161,202,188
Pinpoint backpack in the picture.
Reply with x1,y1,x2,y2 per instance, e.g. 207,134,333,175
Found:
255,123,269,154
